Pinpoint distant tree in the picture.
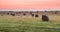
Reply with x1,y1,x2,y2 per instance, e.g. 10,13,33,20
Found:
37,11,39,13
45,11,47,12
30,12,32,14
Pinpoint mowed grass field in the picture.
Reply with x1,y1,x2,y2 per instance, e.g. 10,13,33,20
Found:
0,15,60,32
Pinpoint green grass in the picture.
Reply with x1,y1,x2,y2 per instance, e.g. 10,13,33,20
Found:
0,16,60,32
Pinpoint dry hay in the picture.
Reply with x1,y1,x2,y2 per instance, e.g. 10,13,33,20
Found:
0,15,60,22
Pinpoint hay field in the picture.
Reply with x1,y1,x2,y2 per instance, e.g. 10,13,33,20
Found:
0,15,60,32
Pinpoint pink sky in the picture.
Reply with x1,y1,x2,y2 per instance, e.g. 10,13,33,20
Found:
0,0,60,9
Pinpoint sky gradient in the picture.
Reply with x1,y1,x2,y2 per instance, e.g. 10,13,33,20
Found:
0,0,60,9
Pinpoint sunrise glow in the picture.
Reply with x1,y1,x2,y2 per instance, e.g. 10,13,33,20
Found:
0,0,60,10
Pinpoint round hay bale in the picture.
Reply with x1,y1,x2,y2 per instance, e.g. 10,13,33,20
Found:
31,14,34,17
23,13,26,16
55,11,58,14
10,13,15,16
35,14,39,17
7,13,9,15
42,15,49,21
